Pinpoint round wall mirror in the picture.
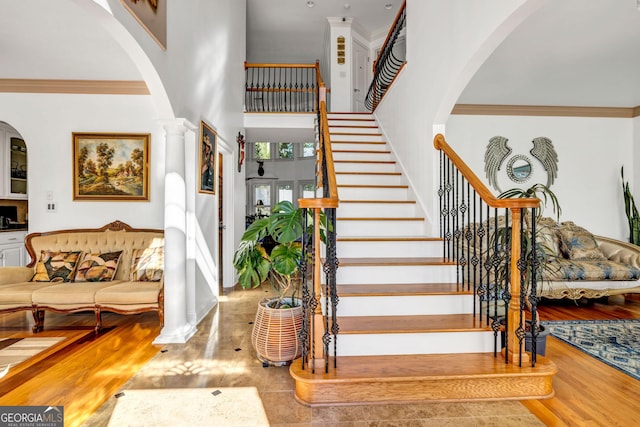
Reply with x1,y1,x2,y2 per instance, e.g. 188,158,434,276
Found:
506,155,532,183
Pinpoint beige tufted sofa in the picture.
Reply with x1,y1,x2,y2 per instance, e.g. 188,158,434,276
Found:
0,220,164,333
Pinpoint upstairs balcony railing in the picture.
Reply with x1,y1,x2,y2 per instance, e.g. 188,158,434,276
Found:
244,61,323,113
434,134,543,367
365,1,406,111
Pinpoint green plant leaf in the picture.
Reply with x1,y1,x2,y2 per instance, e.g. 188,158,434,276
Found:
241,217,269,242
268,201,304,243
270,242,301,276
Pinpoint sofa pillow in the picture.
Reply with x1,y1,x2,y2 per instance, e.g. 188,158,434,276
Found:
31,250,82,282
130,246,164,282
535,217,561,258
558,221,606,260
74,251,123,282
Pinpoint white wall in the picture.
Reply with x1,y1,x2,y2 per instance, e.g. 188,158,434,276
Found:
446,114,633,240
108,0,247,307
373,0,536,234
0,93,165,233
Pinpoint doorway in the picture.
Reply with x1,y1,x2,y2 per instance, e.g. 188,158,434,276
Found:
352,40,369,112
217,152,224,292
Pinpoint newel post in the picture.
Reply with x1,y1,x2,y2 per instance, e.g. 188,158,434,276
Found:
504,208,530,364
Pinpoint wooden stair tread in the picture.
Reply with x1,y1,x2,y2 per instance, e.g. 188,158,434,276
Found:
336,172,401,175
331,141,387,146
328,118,375,122
291,354,556,381
338,184,407,188
338,257,455,266
339,200,415,205
330,132,382,136
329,125,379,129
334,160,395,164
290,354,556,405
333,149,390,154
336,283,473,296
337,217,424,221
337,236,439,241
337,314,490,334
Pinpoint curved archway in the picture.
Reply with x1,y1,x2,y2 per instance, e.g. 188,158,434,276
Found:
434,0,547,125
74,0,175,119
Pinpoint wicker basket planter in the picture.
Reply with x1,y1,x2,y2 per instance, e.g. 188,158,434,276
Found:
251,297,303,365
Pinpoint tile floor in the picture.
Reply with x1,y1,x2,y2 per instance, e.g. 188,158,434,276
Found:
84,285,544,426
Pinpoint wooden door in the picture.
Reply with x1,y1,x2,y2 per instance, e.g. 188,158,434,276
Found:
218,152,223,290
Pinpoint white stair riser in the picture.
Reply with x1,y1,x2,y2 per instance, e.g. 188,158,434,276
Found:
331,142,387,151
334,331,495,356
337,240,441,258
334,162,397,173
333,151,393,161
336,174,403,186
330,134,385,142
336,265,456,284
329,127,380,134
337,220,424,236
337,295,476,316
328,120,376,127
338,202,415,217
338,187,408,200
327,114,374,120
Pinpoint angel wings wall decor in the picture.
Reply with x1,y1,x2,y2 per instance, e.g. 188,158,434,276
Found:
484,136,558,192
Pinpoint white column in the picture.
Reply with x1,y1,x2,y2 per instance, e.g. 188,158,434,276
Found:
154,119,198,344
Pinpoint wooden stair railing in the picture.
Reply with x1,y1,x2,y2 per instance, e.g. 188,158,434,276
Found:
434,133,543,366
297,71,339,371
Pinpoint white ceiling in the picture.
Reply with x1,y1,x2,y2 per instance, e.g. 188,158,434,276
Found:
246,0,402,63
458,0,640,108
1,0,639,109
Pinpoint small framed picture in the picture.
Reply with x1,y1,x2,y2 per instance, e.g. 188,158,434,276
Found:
199,121,217,194
72,133,150,201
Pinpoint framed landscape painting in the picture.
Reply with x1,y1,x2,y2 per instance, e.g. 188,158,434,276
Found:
199,121,217,195
73,133,150,201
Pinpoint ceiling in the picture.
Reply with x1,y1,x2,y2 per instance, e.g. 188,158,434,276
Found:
1,1,639,109
246,0,402,64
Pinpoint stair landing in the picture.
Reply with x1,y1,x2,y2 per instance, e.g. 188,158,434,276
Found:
290,353,556,406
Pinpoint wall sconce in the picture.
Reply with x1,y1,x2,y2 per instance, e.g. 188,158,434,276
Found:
337,36,345,64
257,161,265,176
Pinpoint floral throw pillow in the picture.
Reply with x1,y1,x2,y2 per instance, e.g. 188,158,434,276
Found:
74,251,123,282
130,246,164,282
535,217,561,258
31,251,82,282
558,222,606,261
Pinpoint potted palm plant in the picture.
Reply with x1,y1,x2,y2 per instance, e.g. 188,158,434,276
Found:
233,200,324,365
493,183,562,355
621,166,640,245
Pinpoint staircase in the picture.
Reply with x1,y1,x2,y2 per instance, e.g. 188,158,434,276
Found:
290,112,556,406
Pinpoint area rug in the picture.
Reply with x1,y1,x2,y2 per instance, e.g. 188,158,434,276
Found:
543,319,640,381
0,337,65,377
107,388,269,426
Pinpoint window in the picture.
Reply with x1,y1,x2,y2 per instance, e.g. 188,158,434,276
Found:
254,142,270,160
277,142,294,159
254,184,271,216
277,182,294,204
300,181,316,199
302,142,315,158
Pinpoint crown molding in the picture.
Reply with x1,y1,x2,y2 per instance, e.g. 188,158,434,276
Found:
0,79,149,95
452,104,639,118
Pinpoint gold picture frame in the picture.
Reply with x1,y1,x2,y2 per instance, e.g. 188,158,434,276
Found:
120,0,167,50
72,133,150,201
199,121,217,194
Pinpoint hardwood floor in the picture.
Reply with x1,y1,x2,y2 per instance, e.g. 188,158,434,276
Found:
0,292,639,426
524,294,640,426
